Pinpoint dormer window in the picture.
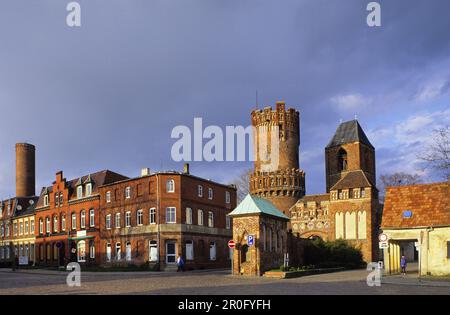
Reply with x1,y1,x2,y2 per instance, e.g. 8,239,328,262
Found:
77,185,83,199
44,195,49,207
86,183,92,196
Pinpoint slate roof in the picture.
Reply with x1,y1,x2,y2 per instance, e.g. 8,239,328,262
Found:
330,170,374,190
382,182,450,228
228,194,289,220
326,120,374,149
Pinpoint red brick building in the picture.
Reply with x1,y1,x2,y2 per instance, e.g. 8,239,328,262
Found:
34,170,128,266
99,166,237,270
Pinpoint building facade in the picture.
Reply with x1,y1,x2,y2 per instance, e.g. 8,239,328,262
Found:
381,182,450,276
288,120,380,262
99,166,237,270
34,170,128,266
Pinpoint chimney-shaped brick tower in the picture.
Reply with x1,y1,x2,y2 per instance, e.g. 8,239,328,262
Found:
249,101,305,217
15,143,36,197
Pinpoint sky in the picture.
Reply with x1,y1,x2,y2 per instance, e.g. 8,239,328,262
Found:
0,0,449,198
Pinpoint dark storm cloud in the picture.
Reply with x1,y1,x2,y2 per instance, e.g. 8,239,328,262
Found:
0,0,449,196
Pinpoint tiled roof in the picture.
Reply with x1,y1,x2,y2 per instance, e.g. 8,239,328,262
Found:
330,170,374,190
326,120,374,149
228,194,289,220
382,182,450,228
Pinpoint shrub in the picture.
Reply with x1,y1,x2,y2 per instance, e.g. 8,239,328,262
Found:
303,239,364,269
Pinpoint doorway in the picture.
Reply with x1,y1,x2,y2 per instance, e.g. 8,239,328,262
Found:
166,241,176,264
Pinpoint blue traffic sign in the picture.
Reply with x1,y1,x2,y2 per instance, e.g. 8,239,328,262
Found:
248,235,255,246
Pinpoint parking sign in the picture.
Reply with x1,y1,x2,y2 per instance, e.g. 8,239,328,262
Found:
248,235,254,246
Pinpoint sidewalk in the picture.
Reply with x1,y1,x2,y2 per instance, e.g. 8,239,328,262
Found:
382,274,450,288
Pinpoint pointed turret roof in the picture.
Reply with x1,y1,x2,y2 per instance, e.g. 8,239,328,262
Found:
228,194,289,220
326,120,374,149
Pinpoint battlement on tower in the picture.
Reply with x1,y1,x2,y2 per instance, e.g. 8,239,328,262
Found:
251,101,299,132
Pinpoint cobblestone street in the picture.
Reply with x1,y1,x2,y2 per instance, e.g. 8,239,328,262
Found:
0,268,449,295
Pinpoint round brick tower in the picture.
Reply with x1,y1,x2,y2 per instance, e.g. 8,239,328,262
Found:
15,143,36,197
249,101,305,217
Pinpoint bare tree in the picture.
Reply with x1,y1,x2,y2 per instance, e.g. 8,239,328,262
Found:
378,172,422,201
417,126,450,181
232,169,251,203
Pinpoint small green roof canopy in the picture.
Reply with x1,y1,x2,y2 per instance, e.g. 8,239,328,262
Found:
228,194,289,220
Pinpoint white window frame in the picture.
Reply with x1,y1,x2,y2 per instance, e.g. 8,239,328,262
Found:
44,195,49,207
226,191,231,204
77,241,86,262
125,211,131,227
115,242,121,261
198,210,204,226
149,208,156,224
186,208,193,225
105,214,111,229
166,179,175,193
71,213,77,230
89,209,95,227
80,210,86,229
61,215,66,232
77,186,83,199
106,191,111,203
125,187,131,199
39,219,43,234
137,209,143,226
208,211,214,228
198,185,203,197
86,183,92,196
115,213,121,228
46,217,51,234
53,216,58,232
208,188,213,200
165,207,176,224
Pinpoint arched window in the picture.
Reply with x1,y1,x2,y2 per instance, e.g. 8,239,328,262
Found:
46,217,51,234
53,215,58,232
61,214,66,231
77,241,86,262
338,148,348,171
71,213,77,230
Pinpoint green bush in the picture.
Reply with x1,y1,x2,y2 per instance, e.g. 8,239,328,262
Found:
303,239,364,269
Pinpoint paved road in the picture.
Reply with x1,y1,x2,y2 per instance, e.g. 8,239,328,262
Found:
0,268,449,295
